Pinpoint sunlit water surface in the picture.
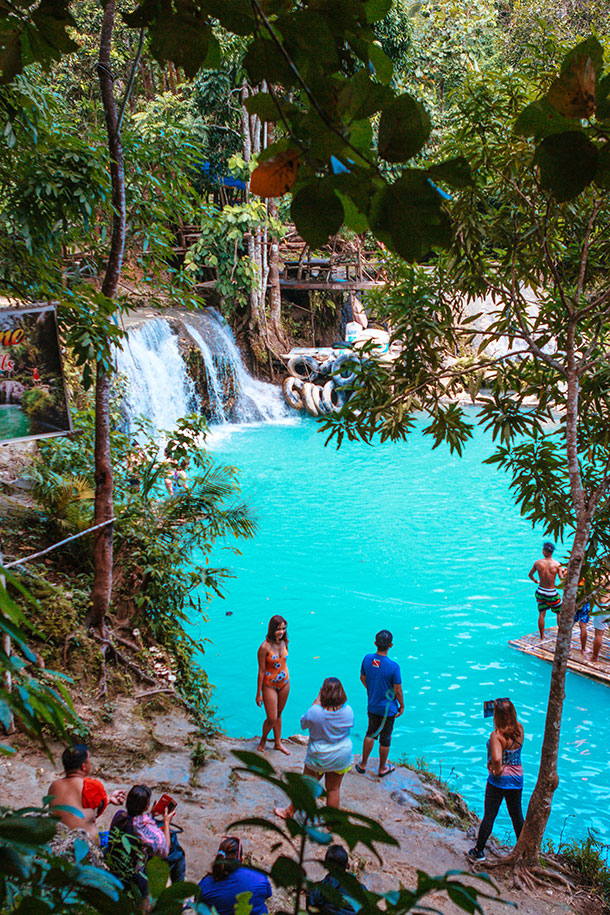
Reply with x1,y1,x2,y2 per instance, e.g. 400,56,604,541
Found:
190,416,607,846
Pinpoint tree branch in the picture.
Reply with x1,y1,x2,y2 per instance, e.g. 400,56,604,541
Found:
117,27,145,135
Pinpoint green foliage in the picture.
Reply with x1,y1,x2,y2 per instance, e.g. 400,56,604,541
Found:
555,832,610,904
0,73,108,293
229,751,504,915
32,400,255,725
185,199,282,309
0,570,82,752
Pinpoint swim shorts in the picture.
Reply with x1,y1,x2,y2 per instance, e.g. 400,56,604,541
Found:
366,712,395,747
574,602,591,624
535,588,562,613
593,613,610,631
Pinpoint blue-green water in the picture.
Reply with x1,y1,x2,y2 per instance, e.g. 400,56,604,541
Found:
192,416,607,845
0,404,30,441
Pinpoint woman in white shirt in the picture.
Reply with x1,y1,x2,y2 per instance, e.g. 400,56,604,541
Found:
275,677,354,818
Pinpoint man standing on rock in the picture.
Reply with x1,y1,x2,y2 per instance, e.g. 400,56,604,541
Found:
528,542,564,640
356,630,404,778
48,744,125,839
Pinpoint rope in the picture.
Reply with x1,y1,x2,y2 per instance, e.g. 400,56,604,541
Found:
3,518,115,569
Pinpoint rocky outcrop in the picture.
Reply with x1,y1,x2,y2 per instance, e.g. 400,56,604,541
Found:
0,379,25,403
2,701,574,915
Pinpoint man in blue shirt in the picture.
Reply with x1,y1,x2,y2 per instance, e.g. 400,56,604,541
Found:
355,630,404,777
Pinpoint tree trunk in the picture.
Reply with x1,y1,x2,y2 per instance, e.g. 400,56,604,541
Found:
88,0,126,633
268,196,282,337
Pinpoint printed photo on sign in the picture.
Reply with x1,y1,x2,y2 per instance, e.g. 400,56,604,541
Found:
0,305,71,444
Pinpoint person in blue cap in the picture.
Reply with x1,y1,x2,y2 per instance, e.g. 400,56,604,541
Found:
528,542,564,640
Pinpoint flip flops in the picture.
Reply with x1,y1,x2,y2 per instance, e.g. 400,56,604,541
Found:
379,764,396,778
355,763,366,774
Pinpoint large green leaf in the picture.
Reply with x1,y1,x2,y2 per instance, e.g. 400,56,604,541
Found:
368,42,392,84
244,36,297,87
534,131,598,201
146,856,170,900
514,98,574,139
291,183,344,249
594,142,610,189
365,0,392,21
338,70,393,122
597,73,610,120
369,172,451,260
270,854,306,888
244,93,283,122
378,94,430,162
0,816,56,846
426,157,472,188
560,35,603,77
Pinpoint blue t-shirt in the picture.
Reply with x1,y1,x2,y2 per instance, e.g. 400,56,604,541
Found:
361,653,401,716
198,867,272,915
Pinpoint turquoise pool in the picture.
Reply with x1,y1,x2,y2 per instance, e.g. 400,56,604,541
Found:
192,416,607,846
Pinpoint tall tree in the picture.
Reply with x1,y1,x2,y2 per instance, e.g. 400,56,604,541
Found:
321,38,610,883
87,0,126,632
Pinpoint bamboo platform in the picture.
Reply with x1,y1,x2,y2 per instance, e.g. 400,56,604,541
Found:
509,624,610,685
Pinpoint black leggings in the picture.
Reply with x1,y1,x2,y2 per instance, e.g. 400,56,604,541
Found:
475,783,524,852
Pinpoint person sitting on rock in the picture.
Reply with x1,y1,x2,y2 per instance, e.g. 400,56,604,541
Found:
198,836,272,915
106,785,185,894
48,744,125,840
306,844,366,915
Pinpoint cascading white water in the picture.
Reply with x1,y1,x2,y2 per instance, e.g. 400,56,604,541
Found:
181,322,227,424
184,312,287,423
115,318,198,436
116,310,286,435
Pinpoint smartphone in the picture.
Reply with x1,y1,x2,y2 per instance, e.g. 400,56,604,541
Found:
483,700,495,718
152,793,177,816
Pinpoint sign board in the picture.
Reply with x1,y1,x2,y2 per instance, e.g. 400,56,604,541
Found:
0,304,72,445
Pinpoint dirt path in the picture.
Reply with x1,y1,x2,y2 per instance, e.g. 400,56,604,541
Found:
1,698,583,915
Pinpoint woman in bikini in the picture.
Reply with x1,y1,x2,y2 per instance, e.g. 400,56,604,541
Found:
256,615,290,755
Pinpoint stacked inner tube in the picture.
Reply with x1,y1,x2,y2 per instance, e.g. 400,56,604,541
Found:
282,353,358,416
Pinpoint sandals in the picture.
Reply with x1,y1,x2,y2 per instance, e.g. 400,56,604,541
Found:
355,763,366,774
379,764,396,778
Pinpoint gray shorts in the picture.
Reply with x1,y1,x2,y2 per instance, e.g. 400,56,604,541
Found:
593,612,610,631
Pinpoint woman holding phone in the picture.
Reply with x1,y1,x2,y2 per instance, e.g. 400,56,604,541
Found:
468,698,525,862
256,615,290,755
275,677,354,819
107,784,185,889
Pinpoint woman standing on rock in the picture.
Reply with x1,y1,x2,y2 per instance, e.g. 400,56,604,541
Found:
256,615,291,755
275,677,354,818
468,697,525,863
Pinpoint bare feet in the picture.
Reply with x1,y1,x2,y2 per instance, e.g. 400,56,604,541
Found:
274,806,292,819
273,743,291,756
257,740,267,752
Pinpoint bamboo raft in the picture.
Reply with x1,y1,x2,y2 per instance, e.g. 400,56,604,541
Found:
509,624,610,685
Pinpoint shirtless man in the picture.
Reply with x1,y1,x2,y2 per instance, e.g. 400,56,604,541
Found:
529,542,564,640
48,744,125,839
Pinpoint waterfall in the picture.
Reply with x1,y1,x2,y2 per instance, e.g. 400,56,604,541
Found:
116,310,286,435
115,318,198,437
183,312,287,424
